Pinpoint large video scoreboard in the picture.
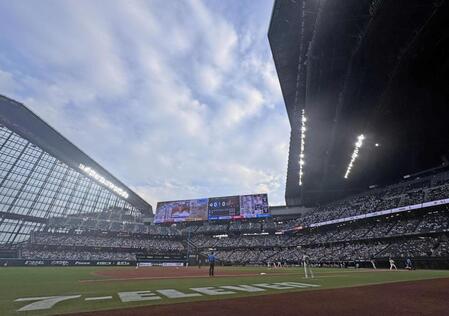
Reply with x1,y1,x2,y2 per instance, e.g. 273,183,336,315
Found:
154,193,269,224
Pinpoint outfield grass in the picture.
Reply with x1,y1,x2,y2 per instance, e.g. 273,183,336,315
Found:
1,266,449,315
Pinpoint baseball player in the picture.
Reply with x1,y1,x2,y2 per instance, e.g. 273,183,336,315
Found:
389,258,397,270
303,254,314,278
405,257,413,270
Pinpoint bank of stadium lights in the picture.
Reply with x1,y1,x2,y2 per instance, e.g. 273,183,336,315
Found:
299,109,307,186
344,134,365,179
79,164,129,199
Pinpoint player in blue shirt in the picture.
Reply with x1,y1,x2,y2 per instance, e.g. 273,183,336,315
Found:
208,252,216,276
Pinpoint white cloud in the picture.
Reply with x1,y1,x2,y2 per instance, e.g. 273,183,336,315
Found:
0,69,17,95
0,0,289,208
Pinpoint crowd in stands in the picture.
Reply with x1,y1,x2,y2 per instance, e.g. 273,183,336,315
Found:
208,250,278,265
272,175,449,229
189,207,449,265
20,207,185,262
49,215,180,236
179,221,277,236
21,208,449,263
433,241,449,257
48,206,179,236
202,237,449,265
189,209,448,249
378,239,436,258
169,176,449,238
191,234,292,249
17,171,449,264
30,232,184,252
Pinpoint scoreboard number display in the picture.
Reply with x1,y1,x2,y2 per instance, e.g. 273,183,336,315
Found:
208,196,241,220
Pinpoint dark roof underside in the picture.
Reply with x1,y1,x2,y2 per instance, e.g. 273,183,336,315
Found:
269,0,449,206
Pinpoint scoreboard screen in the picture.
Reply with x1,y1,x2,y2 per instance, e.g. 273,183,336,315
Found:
154,198,208,224
155,193,270,223
240,193,270,219
208,195,241,220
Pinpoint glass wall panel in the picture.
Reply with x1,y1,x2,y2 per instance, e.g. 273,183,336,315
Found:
0,125,146,245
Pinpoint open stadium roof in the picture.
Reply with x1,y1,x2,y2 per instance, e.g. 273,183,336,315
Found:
269,0,449,206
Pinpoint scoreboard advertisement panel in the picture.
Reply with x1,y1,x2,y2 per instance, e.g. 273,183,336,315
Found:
154,198,208,223
155,193,269,223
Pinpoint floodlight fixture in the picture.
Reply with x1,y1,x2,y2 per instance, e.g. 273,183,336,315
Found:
299,109,307,186
344,134,365,179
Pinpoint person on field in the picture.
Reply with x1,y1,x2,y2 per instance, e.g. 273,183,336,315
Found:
208,252,216,276
303,254,314,278
370,258,377,269
389,258,397,270
405,257,413,270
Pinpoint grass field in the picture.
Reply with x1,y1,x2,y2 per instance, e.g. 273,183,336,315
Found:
1,266,449,315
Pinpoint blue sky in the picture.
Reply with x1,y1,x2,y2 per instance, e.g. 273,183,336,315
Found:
0,0,290,207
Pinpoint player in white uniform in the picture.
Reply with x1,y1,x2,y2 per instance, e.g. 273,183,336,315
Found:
389,258,397,270
303,254,314,278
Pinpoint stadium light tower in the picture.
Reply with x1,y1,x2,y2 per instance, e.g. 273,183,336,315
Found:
344,134,365,179
299,109,307,186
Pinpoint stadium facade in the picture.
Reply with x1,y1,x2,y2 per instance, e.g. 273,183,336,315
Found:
0,95,152,245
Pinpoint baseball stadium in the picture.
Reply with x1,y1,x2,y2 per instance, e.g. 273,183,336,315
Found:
1,0,449,315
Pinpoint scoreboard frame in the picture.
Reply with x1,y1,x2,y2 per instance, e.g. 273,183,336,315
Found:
154,193,269,224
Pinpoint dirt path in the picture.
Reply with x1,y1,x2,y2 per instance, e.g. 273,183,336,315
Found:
69,277,449,316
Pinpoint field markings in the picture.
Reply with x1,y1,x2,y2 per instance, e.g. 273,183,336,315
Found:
14,282,320,312
15,295,81,312
85,296,113,301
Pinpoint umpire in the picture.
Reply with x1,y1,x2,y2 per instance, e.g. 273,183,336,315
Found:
208,252,216,276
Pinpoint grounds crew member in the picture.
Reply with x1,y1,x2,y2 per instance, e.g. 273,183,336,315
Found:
208,252,216,276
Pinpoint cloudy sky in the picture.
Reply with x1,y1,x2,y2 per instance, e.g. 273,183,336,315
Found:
0,0,290,208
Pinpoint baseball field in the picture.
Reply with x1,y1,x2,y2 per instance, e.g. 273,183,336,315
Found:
1,266,449,316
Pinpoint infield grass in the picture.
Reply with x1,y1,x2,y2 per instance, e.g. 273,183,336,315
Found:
1,266,449,316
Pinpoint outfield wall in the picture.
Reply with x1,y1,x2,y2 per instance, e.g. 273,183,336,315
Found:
0,259,136,266
0,259,188,267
